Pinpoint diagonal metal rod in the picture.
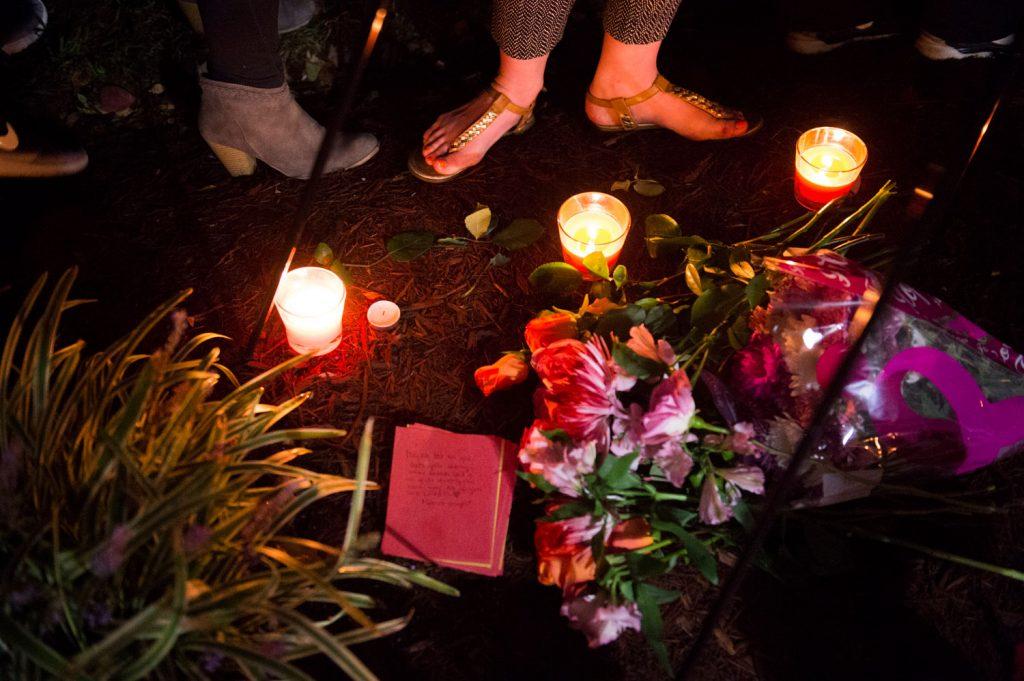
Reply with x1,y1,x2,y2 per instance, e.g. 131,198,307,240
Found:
675,53,1020,680
244,0,391,358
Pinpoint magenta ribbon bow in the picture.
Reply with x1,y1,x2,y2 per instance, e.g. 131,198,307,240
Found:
872,347,1024,474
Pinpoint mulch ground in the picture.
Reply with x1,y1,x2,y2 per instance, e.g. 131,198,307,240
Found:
2,1,1023,679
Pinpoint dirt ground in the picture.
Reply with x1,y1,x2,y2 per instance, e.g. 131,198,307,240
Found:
2,1,1023,679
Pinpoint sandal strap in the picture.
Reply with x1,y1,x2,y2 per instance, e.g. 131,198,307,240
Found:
449,88,535,153
655,75,742,121
586,74,742,130
586,81,661,130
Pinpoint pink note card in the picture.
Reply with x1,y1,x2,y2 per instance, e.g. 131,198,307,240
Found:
381,424,517,576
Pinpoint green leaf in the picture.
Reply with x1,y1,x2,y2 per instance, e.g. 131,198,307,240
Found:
528,262,583,296
492,218,544,251
582,251,610,280
594,305,645,341
642,304,676,337
685,262,702,295
677,529,719,585
613,343,662,380
691,285,737,331
387,231,435,262
745,272,769,309
728,248,756,280
612,265,628,290
633,179,666,197
597,451,640,489
542,501,592,522
644,214,680,257
313,242,334,265
733,499,754,531
464,205,492,239
632,569,672,674
686,245,710,267
489,252,511,268
517,470,556,494
610,179,633,192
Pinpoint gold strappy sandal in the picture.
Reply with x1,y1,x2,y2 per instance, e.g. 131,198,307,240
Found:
586,74,761,139
408,87,535,184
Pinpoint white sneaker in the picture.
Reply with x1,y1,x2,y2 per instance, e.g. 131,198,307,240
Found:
914,30,1015,60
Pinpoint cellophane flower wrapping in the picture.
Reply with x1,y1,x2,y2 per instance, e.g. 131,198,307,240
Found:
725,250,1024,505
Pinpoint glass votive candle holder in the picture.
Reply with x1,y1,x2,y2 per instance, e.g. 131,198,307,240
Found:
794,127,867,209
274,266,346,356
557,192,630,280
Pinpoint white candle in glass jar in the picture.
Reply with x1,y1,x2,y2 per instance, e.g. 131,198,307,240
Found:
274,267,346,356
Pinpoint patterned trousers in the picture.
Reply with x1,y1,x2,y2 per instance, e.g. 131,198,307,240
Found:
492,0,683,60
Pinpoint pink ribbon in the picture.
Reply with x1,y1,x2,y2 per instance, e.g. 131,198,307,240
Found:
872,347,1024,474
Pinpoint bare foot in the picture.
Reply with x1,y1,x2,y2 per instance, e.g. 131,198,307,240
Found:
421,87,535,177
585,76,748,141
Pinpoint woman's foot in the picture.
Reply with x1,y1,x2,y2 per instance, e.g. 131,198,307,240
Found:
586,73,748,140
420,84,537,177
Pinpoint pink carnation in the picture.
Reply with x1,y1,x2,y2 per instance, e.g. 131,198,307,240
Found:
732,333,788,403
532,337,632,445
560,589,642,648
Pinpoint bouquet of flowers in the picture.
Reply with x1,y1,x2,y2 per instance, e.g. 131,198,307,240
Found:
474,181,1024,656
486,307,765,660
722,249,1024,505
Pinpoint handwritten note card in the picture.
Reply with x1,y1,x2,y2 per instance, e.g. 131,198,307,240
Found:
381,424,516,576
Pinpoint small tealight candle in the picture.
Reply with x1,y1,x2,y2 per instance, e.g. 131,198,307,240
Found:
557,192,630,279
794,127,867,209
367,300,401,330
274,266,346,356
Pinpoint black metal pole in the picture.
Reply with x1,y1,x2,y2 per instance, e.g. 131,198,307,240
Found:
244,0,391,358
675,55,1019,680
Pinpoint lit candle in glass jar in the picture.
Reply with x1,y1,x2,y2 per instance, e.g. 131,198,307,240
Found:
274,266,346,356
794,127,867,209
557,192,630,279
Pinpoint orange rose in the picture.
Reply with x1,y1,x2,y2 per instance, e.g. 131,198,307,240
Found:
474,353,528,397
524,311,578,353
608,517,654,551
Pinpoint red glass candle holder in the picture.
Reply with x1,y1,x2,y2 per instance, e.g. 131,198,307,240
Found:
557,192,630,280
794,127,867,210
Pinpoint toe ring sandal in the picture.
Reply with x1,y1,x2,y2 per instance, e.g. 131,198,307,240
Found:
586,74,762,139
408,88,535,184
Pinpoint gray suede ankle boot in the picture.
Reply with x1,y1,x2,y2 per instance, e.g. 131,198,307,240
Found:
198,76,379,179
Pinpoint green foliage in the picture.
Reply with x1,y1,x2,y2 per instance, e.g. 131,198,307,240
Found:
0,271,453,680
528,263,583,296
387,231,436,262
491,219,544,251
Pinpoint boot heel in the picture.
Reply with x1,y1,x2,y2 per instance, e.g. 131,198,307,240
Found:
207,142,256,177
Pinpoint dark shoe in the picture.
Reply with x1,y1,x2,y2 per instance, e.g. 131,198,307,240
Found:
177,0,316,35
0,121,88,178
0,0,46,55
786,20,899,55
914,31,1015,60
198,76,378,179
